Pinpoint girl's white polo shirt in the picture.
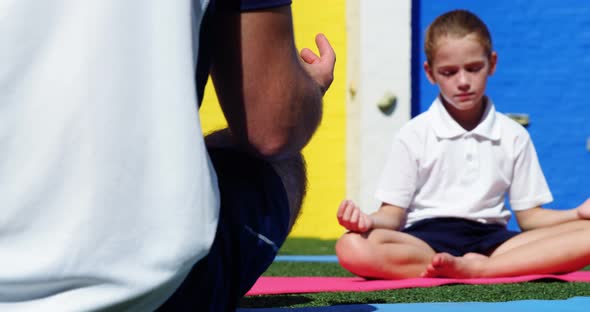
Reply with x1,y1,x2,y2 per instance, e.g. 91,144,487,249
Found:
376,97,553,229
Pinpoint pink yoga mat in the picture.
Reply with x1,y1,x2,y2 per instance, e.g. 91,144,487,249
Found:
246,271,590,296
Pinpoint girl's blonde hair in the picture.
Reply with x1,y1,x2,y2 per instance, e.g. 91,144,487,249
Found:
424,10,492,65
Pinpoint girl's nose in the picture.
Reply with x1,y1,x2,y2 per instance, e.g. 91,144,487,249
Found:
457,71,470,90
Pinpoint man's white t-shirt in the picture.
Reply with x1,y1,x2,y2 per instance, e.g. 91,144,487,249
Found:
0,0,219,310
376,97,553,229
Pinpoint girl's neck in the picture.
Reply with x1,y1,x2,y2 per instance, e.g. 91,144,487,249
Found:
440,95,486,131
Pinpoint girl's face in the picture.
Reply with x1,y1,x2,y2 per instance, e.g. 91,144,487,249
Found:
424,33,497,115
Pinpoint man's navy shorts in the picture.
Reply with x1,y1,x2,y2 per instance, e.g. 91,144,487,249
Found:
158,148,290,311
402,217,520,257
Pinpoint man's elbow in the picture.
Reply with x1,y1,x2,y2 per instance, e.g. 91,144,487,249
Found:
246,114,321,159
205,128,299,158
248,132,306,159
234,95,322,158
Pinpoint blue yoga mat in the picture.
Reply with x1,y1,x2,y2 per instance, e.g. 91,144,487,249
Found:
273,255,338,263
275,255,338,262
238,296,590,312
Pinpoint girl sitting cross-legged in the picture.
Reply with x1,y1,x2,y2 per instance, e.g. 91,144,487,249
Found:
335,9,590,280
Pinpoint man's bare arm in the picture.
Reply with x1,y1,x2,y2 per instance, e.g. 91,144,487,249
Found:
209,5,335,159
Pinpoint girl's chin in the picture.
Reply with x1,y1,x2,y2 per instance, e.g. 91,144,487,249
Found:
443,100,478,111
442,96,483,112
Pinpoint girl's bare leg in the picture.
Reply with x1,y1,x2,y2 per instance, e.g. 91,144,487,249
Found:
336,229,435,279
422,220,590,278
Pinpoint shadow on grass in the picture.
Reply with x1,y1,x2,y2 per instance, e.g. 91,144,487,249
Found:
240,293,388,309
240,294,380,311
240,295,312,308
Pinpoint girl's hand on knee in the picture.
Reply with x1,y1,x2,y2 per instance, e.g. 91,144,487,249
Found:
337,200,373,233
577,197,590,219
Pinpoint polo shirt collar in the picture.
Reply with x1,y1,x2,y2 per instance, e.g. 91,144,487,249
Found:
429,95,501,141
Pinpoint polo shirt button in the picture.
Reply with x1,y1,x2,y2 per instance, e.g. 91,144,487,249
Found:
466,154,473,161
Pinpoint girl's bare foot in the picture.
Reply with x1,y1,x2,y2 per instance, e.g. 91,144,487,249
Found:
421,252,484,278
463,252,489,260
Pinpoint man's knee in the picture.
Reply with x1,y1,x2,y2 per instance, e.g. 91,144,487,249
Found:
268,154,307,231
205,128,308,232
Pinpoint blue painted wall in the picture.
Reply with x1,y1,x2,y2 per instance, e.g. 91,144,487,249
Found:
414,0,590,229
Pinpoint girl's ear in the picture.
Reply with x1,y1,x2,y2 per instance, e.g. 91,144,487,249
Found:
488,51,498,75
424,61,436,84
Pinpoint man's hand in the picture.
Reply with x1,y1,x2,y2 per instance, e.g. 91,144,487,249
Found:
337,200,373,233
299,33,336,95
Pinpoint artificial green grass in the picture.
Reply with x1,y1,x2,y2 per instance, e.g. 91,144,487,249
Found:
262,262,353,277
238,238,590,309
260,238,351,277
241,282,590,308
276,237,337,255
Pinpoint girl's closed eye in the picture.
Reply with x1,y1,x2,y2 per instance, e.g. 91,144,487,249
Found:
465,61,486,73
438,67,458,77
466,66,484,73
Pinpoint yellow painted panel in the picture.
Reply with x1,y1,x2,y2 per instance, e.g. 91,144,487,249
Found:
200,0,347,239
